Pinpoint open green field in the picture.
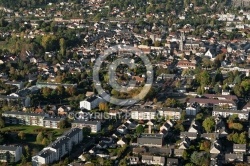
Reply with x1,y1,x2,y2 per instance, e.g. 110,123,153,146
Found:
0,124,69,151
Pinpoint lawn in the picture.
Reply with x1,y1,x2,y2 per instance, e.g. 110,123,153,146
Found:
0,124,69,147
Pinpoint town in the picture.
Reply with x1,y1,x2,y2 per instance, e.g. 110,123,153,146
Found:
0,0,250,166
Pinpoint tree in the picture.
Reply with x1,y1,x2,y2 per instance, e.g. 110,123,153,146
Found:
136,125,144,134
195,113,204,121
42,137,50,146
82,127,91,137
183,150,189,160
58,119,70,129
200,140,211,152
108,125,113,131
59,38,66,56
36,132,44,143
202,117,215,133
190,151,210,166
0,117,5,128
18,131,26,140
41,35,58,51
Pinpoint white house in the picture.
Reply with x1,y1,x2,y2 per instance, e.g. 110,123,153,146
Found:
0,145,22,163
80,96,103,110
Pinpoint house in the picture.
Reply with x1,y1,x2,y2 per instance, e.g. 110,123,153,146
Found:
2,111,47,126
188,120,201,133
158,107,182,120
201,133,219,140
131,108,157,120
210,140,221,154
174,149,184,157
178,137,191,150
225,153,243,163
43,117,63,129
71,120,101,133
5,81,24,89
32,128,83,166
141,155,165,166
79,96,103,110
180,132,197,140
0,145,22,163
117,138,127,147
233,144,246,153
205,49,216,59
177,60,196,69
128,157,140,165
166,158,179,166
57,106,71,115
132,147,146,155
137,134,164,147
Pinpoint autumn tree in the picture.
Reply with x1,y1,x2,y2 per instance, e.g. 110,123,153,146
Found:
36,132,44,143
41,35,58,51
59,38,66,56
18,131,26,140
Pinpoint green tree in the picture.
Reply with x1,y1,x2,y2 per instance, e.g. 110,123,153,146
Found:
108,125,113,131
183,149,189,160
82,127,91,137
58,119,70,129
202,117,215,133
136,125,144,134
190,151,210,166
41,35,58,51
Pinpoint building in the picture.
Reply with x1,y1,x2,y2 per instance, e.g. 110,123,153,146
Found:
80,96,103,110
233,144,246,153
71,120,101,133
131,108,157,120
2,111,47,126
32,128,83,166
0,145,22,163
137,134,164,147
158,107,182,120
141,155,165,166
36,82,77,90
212,109,249,120
43,117,63,129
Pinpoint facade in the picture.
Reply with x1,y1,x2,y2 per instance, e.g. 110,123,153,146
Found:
43,117,63,129
32,128,83,166
212,109,249,120
158,107,181,120
36,82,77,90
131,108,157,120
71,120,101,133
2,111,47,126
141,155,165,166
0,145,22,163
80,96,103,110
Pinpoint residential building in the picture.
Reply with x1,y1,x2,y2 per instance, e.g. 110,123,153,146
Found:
32,128,83,166
212,109,249,120
36,82,77,90
0,145,22,163
43,117,63,129
2,111,47,126
158,107,182,120
137,134,164,147
71,120,101,133
233,144,246,153
131,108,157,120
80,96,103,110
141,155,165,166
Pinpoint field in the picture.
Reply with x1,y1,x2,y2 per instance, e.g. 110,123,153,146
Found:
0,124,69,151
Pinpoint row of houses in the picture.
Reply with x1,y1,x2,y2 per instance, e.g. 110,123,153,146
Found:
32,128,83,166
